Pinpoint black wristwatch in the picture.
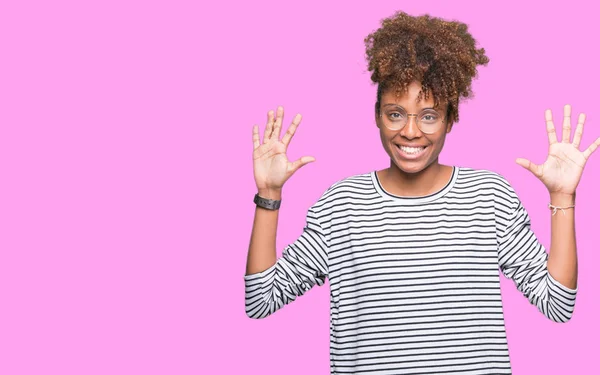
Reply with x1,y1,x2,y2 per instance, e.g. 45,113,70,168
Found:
254,193,281,210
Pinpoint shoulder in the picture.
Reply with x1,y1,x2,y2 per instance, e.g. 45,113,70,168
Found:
458,166,524,213
321,171,373,197
456,166,515,192
310,170,373,209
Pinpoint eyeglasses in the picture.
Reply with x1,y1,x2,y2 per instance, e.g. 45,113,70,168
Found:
379,107,446,134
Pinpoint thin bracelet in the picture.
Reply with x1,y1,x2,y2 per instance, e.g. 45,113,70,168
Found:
548,203,575,216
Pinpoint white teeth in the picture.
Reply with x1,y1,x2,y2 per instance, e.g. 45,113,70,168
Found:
398,145,425,154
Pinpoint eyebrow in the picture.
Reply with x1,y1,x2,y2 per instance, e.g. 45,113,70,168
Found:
382,104,437,110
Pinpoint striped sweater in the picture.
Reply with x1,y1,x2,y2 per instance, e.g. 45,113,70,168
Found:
244,166,577,374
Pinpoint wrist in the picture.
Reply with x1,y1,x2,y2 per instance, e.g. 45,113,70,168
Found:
258,188,282,200
549,192,576,206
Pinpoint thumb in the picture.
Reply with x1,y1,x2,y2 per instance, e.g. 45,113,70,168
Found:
290,156,316,174
516,157,542,177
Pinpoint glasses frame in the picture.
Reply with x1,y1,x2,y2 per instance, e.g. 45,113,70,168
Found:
378,107,447,134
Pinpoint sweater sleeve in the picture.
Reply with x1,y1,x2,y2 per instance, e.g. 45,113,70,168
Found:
244,205,330,319
495,177,577,323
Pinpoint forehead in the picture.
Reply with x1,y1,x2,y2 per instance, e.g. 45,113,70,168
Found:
381,95,446,110
380,85,445,109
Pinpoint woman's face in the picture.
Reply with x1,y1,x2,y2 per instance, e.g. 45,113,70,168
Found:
376,81,453,174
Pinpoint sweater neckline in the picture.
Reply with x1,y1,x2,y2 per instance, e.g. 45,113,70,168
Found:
371,166,459,204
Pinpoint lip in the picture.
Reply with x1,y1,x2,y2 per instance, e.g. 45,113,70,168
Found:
394,144,428,159
396,144,428,148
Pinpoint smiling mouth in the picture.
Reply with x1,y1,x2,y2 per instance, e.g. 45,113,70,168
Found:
396,144,428,155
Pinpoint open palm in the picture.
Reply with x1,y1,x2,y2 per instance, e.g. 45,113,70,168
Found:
252,106,315,191
516,105,600,195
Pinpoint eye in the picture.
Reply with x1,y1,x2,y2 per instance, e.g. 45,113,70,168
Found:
388,112,405,120
420,112,440,122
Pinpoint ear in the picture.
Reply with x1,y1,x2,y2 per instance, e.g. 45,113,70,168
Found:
375,111,381,129
445,120,454,134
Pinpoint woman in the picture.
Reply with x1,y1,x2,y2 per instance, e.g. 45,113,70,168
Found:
244,11,599,374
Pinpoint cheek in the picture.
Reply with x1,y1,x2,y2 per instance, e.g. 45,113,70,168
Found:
382,133,396,150
378,129,388,144
430,135,447,153
378,131,395,156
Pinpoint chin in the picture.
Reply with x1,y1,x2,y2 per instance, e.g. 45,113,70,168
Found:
393,161,429,175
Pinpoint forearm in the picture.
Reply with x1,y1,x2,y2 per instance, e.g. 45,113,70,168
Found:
245,188,282,275
547,192,577,289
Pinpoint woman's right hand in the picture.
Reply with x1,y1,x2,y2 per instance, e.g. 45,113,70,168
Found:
252,106,315,196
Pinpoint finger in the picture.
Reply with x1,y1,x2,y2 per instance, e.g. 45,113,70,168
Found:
252,125,260,150
273,106,284,140
583,136,600,160
263,109,275,142
281,113,302,149
545,109,558,145
572,113,586,149
562,104,572,143
289,156,316,174
516,157,543,178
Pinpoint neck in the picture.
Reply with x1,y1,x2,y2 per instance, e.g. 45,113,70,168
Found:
385,160,446,197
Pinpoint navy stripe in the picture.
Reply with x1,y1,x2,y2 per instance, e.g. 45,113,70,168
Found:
244,166,577,374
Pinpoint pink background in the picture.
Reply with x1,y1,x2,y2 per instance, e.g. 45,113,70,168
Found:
0,1,598,374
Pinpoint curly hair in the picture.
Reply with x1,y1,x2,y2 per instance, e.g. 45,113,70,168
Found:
365,11,489,125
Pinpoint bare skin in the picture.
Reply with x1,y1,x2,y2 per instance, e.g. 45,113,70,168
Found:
375,81,455,196
246,106,315,275
515,105,600,289
245,88,600,291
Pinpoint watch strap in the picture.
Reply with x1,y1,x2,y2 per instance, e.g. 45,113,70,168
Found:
254,193,281,210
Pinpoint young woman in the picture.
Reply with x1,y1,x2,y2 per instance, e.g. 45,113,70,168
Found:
244,11,599,375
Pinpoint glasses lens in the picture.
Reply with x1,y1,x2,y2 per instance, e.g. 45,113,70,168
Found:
381,108,444,133
383,107,407,130
418,109,443,133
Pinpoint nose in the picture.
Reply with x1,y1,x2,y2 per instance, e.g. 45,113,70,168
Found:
399,114,422,139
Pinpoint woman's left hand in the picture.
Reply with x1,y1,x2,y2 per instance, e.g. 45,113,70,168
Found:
516,104,600,195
